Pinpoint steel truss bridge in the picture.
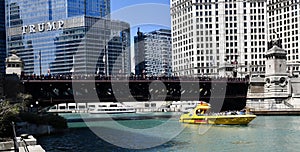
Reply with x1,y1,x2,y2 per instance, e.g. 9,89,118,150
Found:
21,77,249,111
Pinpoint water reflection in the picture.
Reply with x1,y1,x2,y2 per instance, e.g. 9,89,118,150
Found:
39,116,300,152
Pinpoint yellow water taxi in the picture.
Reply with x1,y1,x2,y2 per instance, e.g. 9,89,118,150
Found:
179,102,256,125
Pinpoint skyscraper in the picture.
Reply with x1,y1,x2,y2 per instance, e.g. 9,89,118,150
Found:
0,0,6,75
267,0,300,76
171,0,268,77
5,0,131,75
67,0,110,18
134,28,172,77
6,0,110,26
134,28,147,76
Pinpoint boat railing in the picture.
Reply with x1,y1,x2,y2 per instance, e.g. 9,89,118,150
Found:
194,110,250,116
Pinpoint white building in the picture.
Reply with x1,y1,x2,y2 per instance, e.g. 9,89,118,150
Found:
134,29,172,76
267,0,300,77
5,50,23,76
170,0,268,77
246,44,300,112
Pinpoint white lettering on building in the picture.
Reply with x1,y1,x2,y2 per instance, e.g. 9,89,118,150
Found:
22,20,64,34
29,25,36,33
46,22,56,31
38,23,45,32
22,25,27,34
58,20,64,29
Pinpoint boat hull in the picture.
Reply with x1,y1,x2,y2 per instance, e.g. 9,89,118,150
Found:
179,115,256,125
89,110,136,114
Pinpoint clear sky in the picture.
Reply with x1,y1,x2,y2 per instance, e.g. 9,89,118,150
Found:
110,0,171,72
111,0,170,12
111,0,171,33
111,0,171,72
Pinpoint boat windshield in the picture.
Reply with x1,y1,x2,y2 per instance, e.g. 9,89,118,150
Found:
195,109,207,116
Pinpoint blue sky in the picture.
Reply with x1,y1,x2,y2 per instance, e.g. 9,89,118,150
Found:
111,0,170,12
110,0,171,71
111,0,171,34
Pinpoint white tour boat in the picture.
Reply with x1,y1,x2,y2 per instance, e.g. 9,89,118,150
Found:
47,102,136,114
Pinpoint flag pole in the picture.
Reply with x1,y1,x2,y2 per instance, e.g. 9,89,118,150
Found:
39,50,42,76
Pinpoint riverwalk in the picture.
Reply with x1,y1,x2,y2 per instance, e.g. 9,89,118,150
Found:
251,108,300,115
0,135,45,152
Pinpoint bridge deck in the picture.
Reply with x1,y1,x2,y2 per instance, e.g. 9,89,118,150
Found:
19,77,249,111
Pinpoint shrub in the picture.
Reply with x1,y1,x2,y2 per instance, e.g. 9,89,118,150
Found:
19,112,68,129
0,101,67,138
0,101,20,138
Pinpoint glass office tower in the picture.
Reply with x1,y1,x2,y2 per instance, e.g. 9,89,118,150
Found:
68,0,110,18
6,0,110,27
0,0,6,74
6,0,131,75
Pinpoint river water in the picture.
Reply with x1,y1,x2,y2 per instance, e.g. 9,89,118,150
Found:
38,115,300,152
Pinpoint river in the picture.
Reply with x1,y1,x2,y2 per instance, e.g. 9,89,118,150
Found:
38,115,300,152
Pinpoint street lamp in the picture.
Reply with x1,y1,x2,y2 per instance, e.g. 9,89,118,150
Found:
39,50,42,76
35,101,39,113
30,104,33,112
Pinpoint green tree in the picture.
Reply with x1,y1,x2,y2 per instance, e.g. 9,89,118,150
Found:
0,101,20,138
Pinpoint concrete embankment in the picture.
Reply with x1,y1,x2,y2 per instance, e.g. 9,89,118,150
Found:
16,122,67,135
0,135,45,152
251,109,300,115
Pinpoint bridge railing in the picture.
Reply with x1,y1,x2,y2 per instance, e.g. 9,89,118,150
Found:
20,74,249,82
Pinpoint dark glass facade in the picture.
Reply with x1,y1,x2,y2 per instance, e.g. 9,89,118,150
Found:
6,0,110,28
0,0,6,74
134,28,147,75
7,0,66,27
6,0,131,75
68,0,110,18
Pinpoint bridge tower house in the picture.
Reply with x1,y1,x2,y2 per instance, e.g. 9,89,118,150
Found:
264,45,291,101
5,50,23,77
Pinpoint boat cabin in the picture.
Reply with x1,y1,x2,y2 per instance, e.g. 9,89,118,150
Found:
194,102,211,116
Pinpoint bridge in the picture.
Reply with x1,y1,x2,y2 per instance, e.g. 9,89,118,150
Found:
20,75,249,111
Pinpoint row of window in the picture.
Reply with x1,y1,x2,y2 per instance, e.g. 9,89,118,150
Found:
269,16,298,25
284,41,299,48
288,56,300,60
269,0,298,5
269,30,299,40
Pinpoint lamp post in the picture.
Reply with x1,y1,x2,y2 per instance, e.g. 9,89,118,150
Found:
39,50,42,76
232,60,238,78
30,104,33,112
104,19,109,77
104,44,108,77
35,101,39,113
12,122,19,152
